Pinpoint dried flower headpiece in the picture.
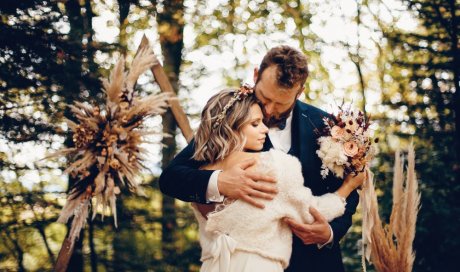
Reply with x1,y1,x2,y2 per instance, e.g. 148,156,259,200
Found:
212,83,254,129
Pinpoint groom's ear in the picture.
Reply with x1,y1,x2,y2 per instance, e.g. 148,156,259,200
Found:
295,85,305,99
296,90,302,99
253,68,259,84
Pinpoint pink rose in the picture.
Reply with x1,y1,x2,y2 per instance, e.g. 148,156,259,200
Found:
343,141,359,157
330,126,345,140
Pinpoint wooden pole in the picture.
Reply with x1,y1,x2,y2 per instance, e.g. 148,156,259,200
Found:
55,239,74,272
139,35,193,143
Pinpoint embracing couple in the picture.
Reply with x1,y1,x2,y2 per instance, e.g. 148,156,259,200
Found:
159,46,364,272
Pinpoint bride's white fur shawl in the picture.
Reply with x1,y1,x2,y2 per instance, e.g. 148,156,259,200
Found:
193,149,346,268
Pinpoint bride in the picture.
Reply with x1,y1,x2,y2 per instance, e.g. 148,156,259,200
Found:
191,87,365,271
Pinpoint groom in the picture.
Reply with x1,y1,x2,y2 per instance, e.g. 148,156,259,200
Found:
159,45,359,271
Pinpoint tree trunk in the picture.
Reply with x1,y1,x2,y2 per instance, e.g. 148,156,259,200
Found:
448,0,460,184
89,220,98,272
155,0,185,264
37,226,56,265
118,0,137,53
67,231,85,272
83,0,97,74
2,230,26,272
63,1,86,271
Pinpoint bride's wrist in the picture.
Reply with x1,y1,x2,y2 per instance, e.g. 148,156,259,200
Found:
333,192,347,205
336,181,354,198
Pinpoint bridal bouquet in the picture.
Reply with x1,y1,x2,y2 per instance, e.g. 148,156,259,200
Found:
47,44,170,247
316,105,383,271
316,106,377,179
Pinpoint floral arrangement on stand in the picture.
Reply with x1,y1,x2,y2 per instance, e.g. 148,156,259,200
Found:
47,44,170,248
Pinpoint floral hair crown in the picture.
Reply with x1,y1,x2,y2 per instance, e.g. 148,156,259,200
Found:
212,83,254,129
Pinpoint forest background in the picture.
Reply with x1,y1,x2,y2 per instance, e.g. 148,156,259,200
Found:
1,0,459,271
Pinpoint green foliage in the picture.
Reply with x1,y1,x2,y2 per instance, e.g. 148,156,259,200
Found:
1,0,459,271
369,0,459,271
1,0,201,271
185,0,332,104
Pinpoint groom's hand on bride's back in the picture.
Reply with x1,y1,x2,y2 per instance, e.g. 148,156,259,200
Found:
217,158,278,209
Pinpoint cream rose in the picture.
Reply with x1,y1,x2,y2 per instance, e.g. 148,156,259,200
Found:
343,141,359,157
330,126,345,140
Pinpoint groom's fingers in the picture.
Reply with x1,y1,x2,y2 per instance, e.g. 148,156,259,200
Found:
248,189,276,200
241,194,265,209
284,216,332,245
284,218,309,232
246,172,277,183
250,181,278,195
228,158,277,209
238,158,257,170
239,159,277,184
284,218,317,245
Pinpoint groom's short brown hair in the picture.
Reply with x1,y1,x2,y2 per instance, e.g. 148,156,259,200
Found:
258,45,309,89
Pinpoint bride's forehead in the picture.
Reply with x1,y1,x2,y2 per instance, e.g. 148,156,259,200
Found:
248,104,263,116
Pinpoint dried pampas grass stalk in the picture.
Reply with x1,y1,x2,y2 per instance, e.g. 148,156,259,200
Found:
361,142,420,272
48,40,170,248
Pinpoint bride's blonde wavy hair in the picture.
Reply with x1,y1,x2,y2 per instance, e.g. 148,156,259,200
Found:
193,88,260,163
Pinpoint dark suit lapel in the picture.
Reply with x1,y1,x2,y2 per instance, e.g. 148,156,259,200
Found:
289,102,300,157
290,101,309,160
291,101,317,186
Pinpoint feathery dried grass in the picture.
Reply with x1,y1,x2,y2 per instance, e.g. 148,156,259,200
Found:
362,143,420,272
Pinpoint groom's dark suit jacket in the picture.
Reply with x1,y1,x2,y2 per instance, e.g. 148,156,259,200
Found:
159,100,359,272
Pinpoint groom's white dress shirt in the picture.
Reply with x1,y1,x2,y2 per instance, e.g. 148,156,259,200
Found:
204,112,334,248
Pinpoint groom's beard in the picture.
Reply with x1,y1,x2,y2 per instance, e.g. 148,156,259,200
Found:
263,103,295,129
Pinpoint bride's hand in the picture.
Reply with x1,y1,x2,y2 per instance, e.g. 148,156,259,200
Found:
344,170,367,190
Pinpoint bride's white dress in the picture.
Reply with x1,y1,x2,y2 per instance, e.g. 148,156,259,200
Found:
193,149,347,272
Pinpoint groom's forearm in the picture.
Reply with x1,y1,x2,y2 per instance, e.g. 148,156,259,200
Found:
159,163,213,203
329,188,359,243
158,141,212,203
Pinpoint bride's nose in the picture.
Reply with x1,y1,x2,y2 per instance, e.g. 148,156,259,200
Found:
261,123,269,133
